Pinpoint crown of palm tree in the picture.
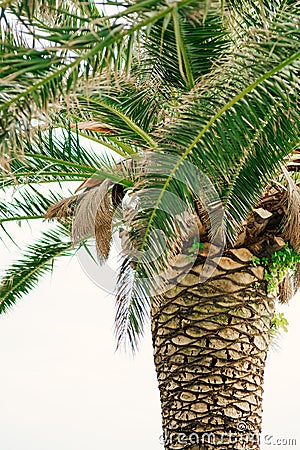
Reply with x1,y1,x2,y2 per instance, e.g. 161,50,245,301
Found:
0,0,300,350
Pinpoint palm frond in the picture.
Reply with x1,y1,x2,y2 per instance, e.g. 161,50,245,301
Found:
44,156,134,259
0,224,74,313
0,23,65,154
0,0,197,155
144,3,230,90
281,166,300,253
72,179,114,260
0,127,127,189
115,257,151,353
72,128,135,157
70,93,159,149
0,185,64,228
9,0,101,21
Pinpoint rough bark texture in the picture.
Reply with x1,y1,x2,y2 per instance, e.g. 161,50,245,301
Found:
152,247,275,450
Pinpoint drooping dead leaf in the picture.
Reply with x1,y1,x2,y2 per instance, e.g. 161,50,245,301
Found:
72,179,114,261
294,263,300,292
70,122,114,133
44,195,78,222
75,177,103,193
0,156,12,173
278,274,294,304
281,166,300,253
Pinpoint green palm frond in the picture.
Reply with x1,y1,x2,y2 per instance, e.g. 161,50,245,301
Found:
69,80,161,149
0,185,63,227
226,0,285,28
0,21,128,152
144,4,230,90
1,0,282,154
0,0,198,156
115,257,151,352
0,224,74,313
72,129,135,157
0,127,126,188
0,23,64,154
113,168,199,349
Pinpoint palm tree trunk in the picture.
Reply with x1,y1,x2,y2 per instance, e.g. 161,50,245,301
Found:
152,247,275,450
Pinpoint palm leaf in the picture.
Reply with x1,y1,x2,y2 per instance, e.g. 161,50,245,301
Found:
0,224,74,313
144,3,230,90
115,257,151,352
0,0,197,155
3,0,101,20
0,127,127,189
69,89,159,149
0,185,64,227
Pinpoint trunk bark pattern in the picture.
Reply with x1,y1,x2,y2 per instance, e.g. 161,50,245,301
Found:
152,247,275,450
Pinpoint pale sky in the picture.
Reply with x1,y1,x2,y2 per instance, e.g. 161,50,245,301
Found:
0,217,299,450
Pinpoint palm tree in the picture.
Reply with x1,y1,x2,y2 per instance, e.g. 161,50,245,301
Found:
1,1,300,449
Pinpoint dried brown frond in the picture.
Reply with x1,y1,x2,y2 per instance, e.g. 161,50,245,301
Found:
70,121,114,133
278,274,294,304
0,154,17,183
194,198,210,236
94,191,114,260
286,147,300,171
75,177,103,193
0,155,11,173
294,263,300,293
281,166,300,253
44,195,78,222
72,179,114,261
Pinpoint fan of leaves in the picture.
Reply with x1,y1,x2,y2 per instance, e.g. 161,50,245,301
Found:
0,0,300,352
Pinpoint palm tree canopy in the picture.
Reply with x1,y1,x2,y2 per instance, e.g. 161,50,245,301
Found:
0,0,300,350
